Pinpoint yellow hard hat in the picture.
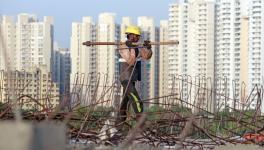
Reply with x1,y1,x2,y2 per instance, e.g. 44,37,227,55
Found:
125,25,141,36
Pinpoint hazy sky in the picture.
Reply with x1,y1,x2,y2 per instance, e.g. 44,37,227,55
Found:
0,0,176,48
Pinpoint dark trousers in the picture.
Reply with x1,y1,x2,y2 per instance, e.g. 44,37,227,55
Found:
116,80,143,125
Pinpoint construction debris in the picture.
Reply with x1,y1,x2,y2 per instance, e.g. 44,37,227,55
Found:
0,73,264,149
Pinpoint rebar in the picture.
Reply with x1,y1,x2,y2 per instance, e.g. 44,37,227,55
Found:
0,72,264,149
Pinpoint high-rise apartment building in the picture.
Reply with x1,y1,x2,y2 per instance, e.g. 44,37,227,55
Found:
167,0,215,111
248,0,264,110
97,13,120,80
54,43,71,94
97,13,121,107
215,0,241,109
159,20,169,98
70,17,97,105
17,14,54,72
70,14,121,107
168,1,189,80
239,16,249,106
167,2,189,105
137,16,159,103
0,14,53,72
188,0,215,78
187,0,215,112
71,17,96,77
0,16,16,70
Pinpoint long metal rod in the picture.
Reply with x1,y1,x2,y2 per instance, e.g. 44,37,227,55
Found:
82,41,179,46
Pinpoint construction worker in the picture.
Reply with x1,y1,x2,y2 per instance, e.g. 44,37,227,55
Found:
116,25,152,126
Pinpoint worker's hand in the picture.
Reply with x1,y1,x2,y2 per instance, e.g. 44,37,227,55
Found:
143,40,151,49
125,41,134,47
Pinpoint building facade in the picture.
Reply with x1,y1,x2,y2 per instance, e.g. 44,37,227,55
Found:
0,16,16,71
0,67,60,110
187,0,215,112
137,16,159,104
54,44,71,94
70,17,97,106
97,13,121,107
0,14,54,72
215,0,242,109
159,20,169,98
248,0,264,111
167,2,189,106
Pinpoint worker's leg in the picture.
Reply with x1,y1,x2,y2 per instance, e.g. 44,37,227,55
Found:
117,80,144,133
126,83,145,130
116,81,131,126
127,88,143,117
123,81,143,118
116,96,129,125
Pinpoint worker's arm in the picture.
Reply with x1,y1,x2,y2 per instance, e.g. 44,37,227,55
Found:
119,44,136,65
140,48,152,60
140,40,152,60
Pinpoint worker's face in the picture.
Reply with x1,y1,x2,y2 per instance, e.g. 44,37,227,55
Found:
130,34,140,42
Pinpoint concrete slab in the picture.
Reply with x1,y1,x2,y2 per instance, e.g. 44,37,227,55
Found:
0,121,66,150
